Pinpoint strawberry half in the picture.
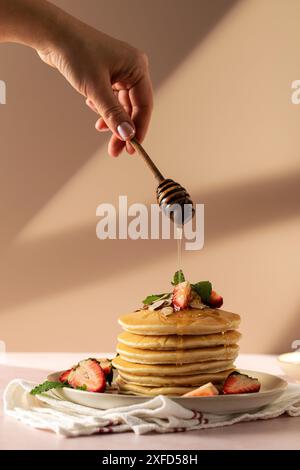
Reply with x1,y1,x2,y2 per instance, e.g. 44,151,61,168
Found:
59,369,72,383
223,371,261,395
97,359,112,377
183,382,219,397
208,290,223,308
68,358,106,392
97,358,113,385
172,281,192,311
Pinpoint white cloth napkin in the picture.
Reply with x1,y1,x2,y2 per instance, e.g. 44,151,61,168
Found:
3,379,300,437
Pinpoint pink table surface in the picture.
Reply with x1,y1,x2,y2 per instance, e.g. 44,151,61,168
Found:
0,353,299,450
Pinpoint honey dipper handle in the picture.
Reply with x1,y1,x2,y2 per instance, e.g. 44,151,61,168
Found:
130,137,164,183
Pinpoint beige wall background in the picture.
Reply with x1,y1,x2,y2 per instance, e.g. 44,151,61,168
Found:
0,0,299,353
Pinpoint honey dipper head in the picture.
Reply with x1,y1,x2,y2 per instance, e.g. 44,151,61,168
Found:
156,179,194,225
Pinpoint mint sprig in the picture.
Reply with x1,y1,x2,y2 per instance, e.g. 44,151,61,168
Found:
171,270,185,286
76,384,87,391
142,271,218,309
192,281,212,303
30,381,70,395
143,293,168,305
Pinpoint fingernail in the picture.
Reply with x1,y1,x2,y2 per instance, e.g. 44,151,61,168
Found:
117,122,135,141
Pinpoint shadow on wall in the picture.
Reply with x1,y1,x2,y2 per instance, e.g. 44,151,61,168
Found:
0,168,299,314
0,0,238,248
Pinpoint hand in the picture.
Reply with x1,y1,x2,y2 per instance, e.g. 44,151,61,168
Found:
38,18,153,157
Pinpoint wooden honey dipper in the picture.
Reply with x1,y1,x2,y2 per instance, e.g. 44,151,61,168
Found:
96,110,195,224
130,137,194,225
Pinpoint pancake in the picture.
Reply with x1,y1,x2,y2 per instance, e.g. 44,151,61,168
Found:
118,369,234,386
112,355,236,376
118,308,240,335
116,377,207,396
118,330,241,350
117,343,239,364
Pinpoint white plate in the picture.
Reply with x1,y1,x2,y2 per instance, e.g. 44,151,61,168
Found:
47,369,287,415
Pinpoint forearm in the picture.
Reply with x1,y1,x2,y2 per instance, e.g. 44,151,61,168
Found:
0,0,152,153
0,0,70,51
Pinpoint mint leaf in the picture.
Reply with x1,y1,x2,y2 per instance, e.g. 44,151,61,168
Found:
30,381,70,395
143,293,168,305
192,281,212,303
76,384,87,391
171,270,185,286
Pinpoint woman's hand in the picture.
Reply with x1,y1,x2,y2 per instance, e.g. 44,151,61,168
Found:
0,0,153,156
38,20,153,157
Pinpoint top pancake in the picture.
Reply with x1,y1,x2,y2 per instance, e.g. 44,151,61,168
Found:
118,308,241,335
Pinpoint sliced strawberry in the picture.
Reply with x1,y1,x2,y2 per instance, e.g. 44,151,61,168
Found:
183,382,219,397
97,359,112,377
68,358,106,392
172,281,192,311
223,371,261,395
208,290,223,308
59,369,72,383
190,291,205,309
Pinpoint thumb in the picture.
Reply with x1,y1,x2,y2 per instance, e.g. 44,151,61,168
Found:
92,81,135,141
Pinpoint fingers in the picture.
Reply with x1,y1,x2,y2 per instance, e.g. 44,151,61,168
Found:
86,71,153,157
87,94,134,156
86,98,109,131
126,141,135,155
90,77,136,143
108,91,133,156
95,117,109,132
108,134,126,157
129,74,153,143
117,88,132,117
117,89,135,155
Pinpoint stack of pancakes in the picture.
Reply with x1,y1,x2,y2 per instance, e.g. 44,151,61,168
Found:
112,308,241,396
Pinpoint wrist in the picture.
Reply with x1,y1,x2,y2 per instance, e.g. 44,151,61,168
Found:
33,7,91,69
0,0,75,55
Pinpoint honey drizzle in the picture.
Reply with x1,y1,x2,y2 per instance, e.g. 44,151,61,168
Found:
167,226,232,369
175,225,183,367
176,226,183,274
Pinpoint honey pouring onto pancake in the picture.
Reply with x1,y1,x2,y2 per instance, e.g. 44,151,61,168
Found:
30,271,261,397
114,272,261,396
113,271,246,396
